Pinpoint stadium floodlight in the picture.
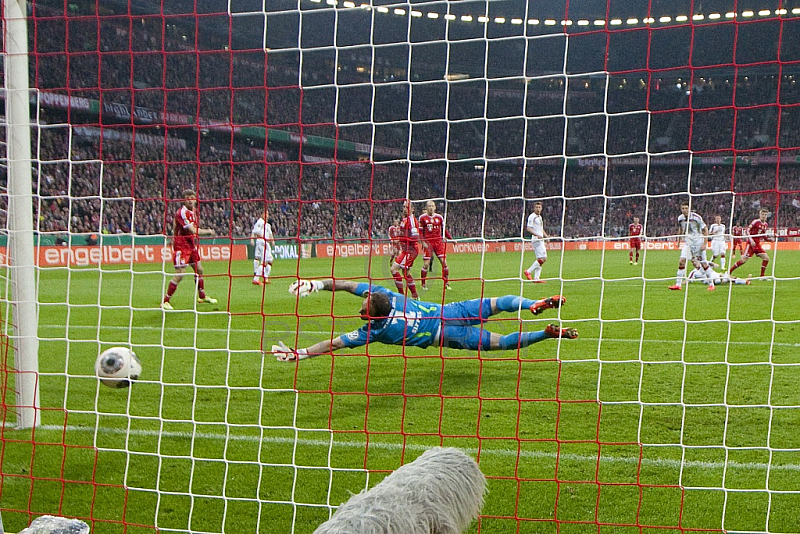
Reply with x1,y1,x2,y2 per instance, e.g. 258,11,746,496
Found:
675,15,688,22
693,14,705,20
478,16,489,23
776,9,788,15
659,16,671,22
393,8,405,15
594,19,606,25
742,10,754,16
577,19,590,25
410,10,422,17
494,17,506,23
627,18,639,25
726,11,736,17
528,18,540,24
343,1,354,7
610,18,622,25
462,15,473,22
427,12,438,18
544,19,556,25
376,6,388,13
758,9,771,16
511,18,523,24
444,13,456,20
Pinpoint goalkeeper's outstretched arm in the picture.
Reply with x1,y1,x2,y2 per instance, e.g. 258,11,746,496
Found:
289,278,365,297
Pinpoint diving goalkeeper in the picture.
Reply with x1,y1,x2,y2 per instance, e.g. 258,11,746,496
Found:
272,279,577,361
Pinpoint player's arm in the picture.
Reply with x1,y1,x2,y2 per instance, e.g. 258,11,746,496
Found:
289,278,378,298
272,336,347,361
250,228,259,247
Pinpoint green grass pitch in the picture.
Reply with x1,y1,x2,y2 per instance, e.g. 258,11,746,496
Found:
2,247,800,534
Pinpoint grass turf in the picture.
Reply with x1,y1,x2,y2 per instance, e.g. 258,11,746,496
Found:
2,247,799,533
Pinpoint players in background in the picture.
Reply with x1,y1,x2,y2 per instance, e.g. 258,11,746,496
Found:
669,202,716,291
628,216,643,265
387,217,401,267
390,200,420,299
419,200,453,290
708,215,728,269
523,201,548,283
162,189,218,310
729,208,772,278
251,206,275,285
731,224,745,258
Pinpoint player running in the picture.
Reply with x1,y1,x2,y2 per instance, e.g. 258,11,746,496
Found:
162,189,218,310
708,215,728,269
390,200,421,299
419,200,453,290
523,201,548,283
272,279,575,361
729,208,772,278
669,202,716,291
251,206,275,285
628,216,643,265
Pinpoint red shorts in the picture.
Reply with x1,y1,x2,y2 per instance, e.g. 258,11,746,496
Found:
733,238,744,248
394,248,418,269
174,246,200,268
629,238,641,250
744,242,765,258
423,241,446,260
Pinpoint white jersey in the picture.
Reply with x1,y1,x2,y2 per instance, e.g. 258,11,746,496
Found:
678,211,706,244
709,223,726,243
252,217,274,253
526,213,544,243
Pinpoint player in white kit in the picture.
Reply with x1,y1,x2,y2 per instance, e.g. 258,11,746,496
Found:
670,202,715,291
523,201,548,283
708,215,728,269
251,207,275,285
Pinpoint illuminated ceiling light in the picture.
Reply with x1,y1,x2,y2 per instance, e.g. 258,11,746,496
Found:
675,15,688,22
758,9,771,16
310,0,321,3
511,18,523,24
343,1,354,6
427,12,438,19
376,6,388,13
393,8,405,15
627,18,639,24
610,18,623,25
709,13,721,19
528,19,540,25
792,8,800,14
659,16,671,22
742,10,754,17
326,0,336,5
594,19,606,25
494,17,506,23
461,15,473,22
577,19,590,26
643,17,655,23
544,19,557,25
444,13,456,20
360,3,370,8
410,10,422,17
693,14,704,20
776,9,788,15
561,20,572,25
478,16,489,23
725,12,736,18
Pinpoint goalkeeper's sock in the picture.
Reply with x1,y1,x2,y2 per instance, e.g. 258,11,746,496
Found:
498,330,548,350
496,295,537,313
761,260,768,276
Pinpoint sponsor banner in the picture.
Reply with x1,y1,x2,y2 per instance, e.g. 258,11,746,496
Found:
32,244,247,267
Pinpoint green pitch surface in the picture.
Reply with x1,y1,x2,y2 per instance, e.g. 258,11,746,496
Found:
3,249,800,533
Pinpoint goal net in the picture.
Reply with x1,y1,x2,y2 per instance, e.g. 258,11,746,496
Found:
1,1,799,533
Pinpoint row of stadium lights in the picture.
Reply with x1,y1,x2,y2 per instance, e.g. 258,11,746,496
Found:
308,0,800,27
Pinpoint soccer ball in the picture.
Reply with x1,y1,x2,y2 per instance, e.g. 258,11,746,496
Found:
95,347,142,389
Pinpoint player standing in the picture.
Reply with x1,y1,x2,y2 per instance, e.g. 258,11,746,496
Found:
419,200,453,290
523,201,548,283
387,217,401,267
708,215,728,269
162,189,218,310
729,208,772,278
669,202,715,291
628,216,643,265
390,200,420,299
731,224,745,258
251,206,275,285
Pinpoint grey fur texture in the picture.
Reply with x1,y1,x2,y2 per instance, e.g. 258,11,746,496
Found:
314,447,486,534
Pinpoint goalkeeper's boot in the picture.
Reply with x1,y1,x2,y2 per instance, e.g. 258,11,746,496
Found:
545,323,578,339
530,295,565,316
198,296,218,304
161,300,174,311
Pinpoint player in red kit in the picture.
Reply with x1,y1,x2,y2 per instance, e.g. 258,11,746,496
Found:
729,208,772,278
162,189,218,310
419,200,453,290
390,200,420,299
387,217,401,267
731,225,745,258
628,216,643,265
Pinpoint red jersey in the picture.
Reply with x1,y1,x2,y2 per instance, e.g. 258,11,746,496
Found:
629,223,643,238
732,225,743,238
399,214,420,251
419,213,452,243
173,205,197,250
747,219,769,245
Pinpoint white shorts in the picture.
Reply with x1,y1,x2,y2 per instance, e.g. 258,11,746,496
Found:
532,240,547,260
680,240,706,262
711,241,727,256
254,245,273,264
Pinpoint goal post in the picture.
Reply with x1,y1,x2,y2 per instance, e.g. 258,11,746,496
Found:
3,0,40,430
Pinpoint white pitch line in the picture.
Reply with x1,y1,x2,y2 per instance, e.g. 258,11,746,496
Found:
24,424,800,473
37,324,800,348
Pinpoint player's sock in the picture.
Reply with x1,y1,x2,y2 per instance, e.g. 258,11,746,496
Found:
165,280,178,302
196,275,206,299
761,260,768,276
405,274,418,298
498,330,549,350
729,260,744,274
253,259,259,277
496,295,537,313
263,263,272,280
629,251,633,263
676,269,685,286
442,263,449,285
420,267,428,285
636,251,640,262
392,272,405,292
533,261,543,281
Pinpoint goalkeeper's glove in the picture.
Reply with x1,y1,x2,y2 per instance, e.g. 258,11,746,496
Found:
288,279,324,298
272,341,309,362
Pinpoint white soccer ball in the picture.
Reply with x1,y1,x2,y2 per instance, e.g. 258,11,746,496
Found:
95,347,142,389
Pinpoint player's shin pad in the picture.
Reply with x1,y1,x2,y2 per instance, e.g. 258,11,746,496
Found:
272,341,309,361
